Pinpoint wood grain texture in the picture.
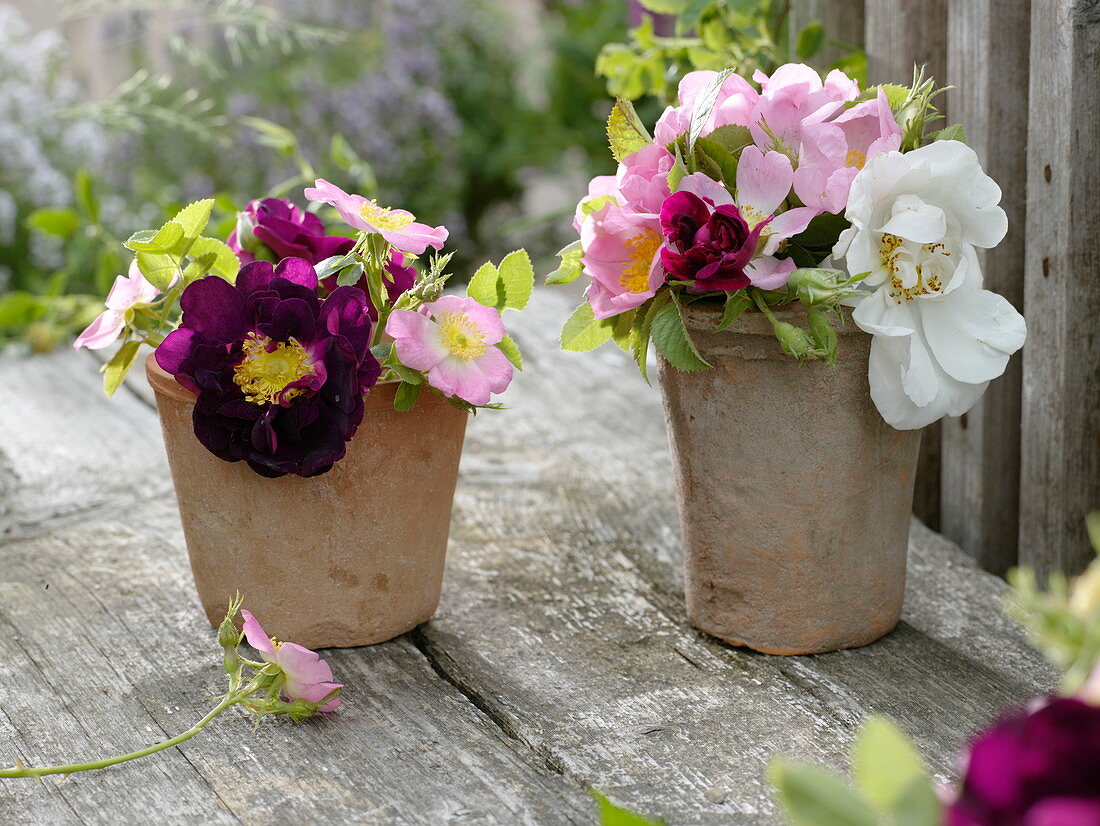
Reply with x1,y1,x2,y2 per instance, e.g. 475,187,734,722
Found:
941,0,1031,575
788,0,866,67
1019,0,1100,579
864,0,950,532
0,291,1055,824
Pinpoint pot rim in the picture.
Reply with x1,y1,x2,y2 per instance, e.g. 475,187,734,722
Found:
679,297,859,336
144,352,404,412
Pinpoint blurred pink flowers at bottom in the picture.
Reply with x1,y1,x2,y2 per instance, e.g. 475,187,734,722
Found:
241,609,343,712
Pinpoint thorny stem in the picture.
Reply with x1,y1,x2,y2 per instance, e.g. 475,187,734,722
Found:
0,677,264,780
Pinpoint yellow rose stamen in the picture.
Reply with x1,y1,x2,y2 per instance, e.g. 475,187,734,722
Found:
846,149,867,169
620,230,662,294
358,200,416,232
438,311,487,360
233,333,316,405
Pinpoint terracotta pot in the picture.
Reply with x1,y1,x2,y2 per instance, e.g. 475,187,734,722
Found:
146,355,468,648
657,302,921,655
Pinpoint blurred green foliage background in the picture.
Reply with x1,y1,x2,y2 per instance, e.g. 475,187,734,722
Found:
0,0,859,350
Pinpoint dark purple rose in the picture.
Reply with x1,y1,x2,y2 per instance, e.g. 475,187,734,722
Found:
228,198,355,266
947,697,1100,826
659,190,766,292
320,251,417,320
155,258,381,478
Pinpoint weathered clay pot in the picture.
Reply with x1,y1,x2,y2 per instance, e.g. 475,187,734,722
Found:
658,302,921,655
146,355,467,648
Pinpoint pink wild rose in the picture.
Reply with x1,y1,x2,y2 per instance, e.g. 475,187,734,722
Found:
386,295,513,406
747,63,860,157
74,260,160,351
654,70,760,146
793,88,902,214
241,610,343,711
581,200,665,319
304,179,448,255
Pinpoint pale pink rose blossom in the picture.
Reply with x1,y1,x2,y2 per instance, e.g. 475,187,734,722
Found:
748,64,860,156
304,179,448,255
794,89,903,214
386,295,513,406
73,260,160,351
241,610,343,712
581,200,664,319
653,70,760,145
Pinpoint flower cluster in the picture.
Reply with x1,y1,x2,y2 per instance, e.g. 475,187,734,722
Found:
76,181,531,477
553,63,1026,432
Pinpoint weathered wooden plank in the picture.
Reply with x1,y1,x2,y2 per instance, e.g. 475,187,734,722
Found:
0,350,169,541
413,291,1054,823
940,0,1031,575
789,0,866,68
1020,0,1100,579
864,0,950,532
0,356,590,826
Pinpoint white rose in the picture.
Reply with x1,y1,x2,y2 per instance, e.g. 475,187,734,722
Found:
833,140,1027,429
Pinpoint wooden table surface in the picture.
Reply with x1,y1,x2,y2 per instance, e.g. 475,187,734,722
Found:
0,290,1054,825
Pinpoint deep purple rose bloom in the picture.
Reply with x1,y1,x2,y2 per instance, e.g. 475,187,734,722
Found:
228,198,354,266
155,258,381,478
659,190,766,291
947,697,1100,826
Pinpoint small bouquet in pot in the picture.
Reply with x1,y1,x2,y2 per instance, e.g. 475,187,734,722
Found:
551,63,1026,429
75,182,532,478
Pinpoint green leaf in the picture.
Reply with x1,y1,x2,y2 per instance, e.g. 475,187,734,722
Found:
700,124,753,157
668,144,689,192
546,240,584,286
171,199,215,250
241,116,298,154
182,253,218,284
134,252,179,293
853,717,931,813
636,0,688,12
715,291,751,332
878,83,912,109
369,342,393,362
796,22,826,60
467,261,500,308
607,99,653,162
101,340,142,398
393,381,423,412
769,760,878,826
631,292,667,383
496,249,535,311
687,69,733,153
592,789,664,826
125,221,184,255
187,237,239,280
496,334,523,370
388,359,423,385
694,136,739,185
933,123,968,144
891,776,944,826
336,261,366,287
467,251,534,312
650,298,710,371
611,309,636,351
581,194,617,218
789,211,849,252
26,208,80,238
560,302,615,352
75,169,99,222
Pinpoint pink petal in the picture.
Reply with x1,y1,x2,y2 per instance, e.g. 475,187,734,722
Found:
240,610,276,660
677,173,735,207
304,178,373,234
275,641,336,685
476,344,515,395
73,311,125,351
427,295,506,344
763,206,818,254
386,310,449,371
746,256,796,289
380,222,449,255
736,146,794,218
428,357,492,406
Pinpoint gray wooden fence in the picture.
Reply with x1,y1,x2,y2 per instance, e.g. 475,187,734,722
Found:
794,0,1099,579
